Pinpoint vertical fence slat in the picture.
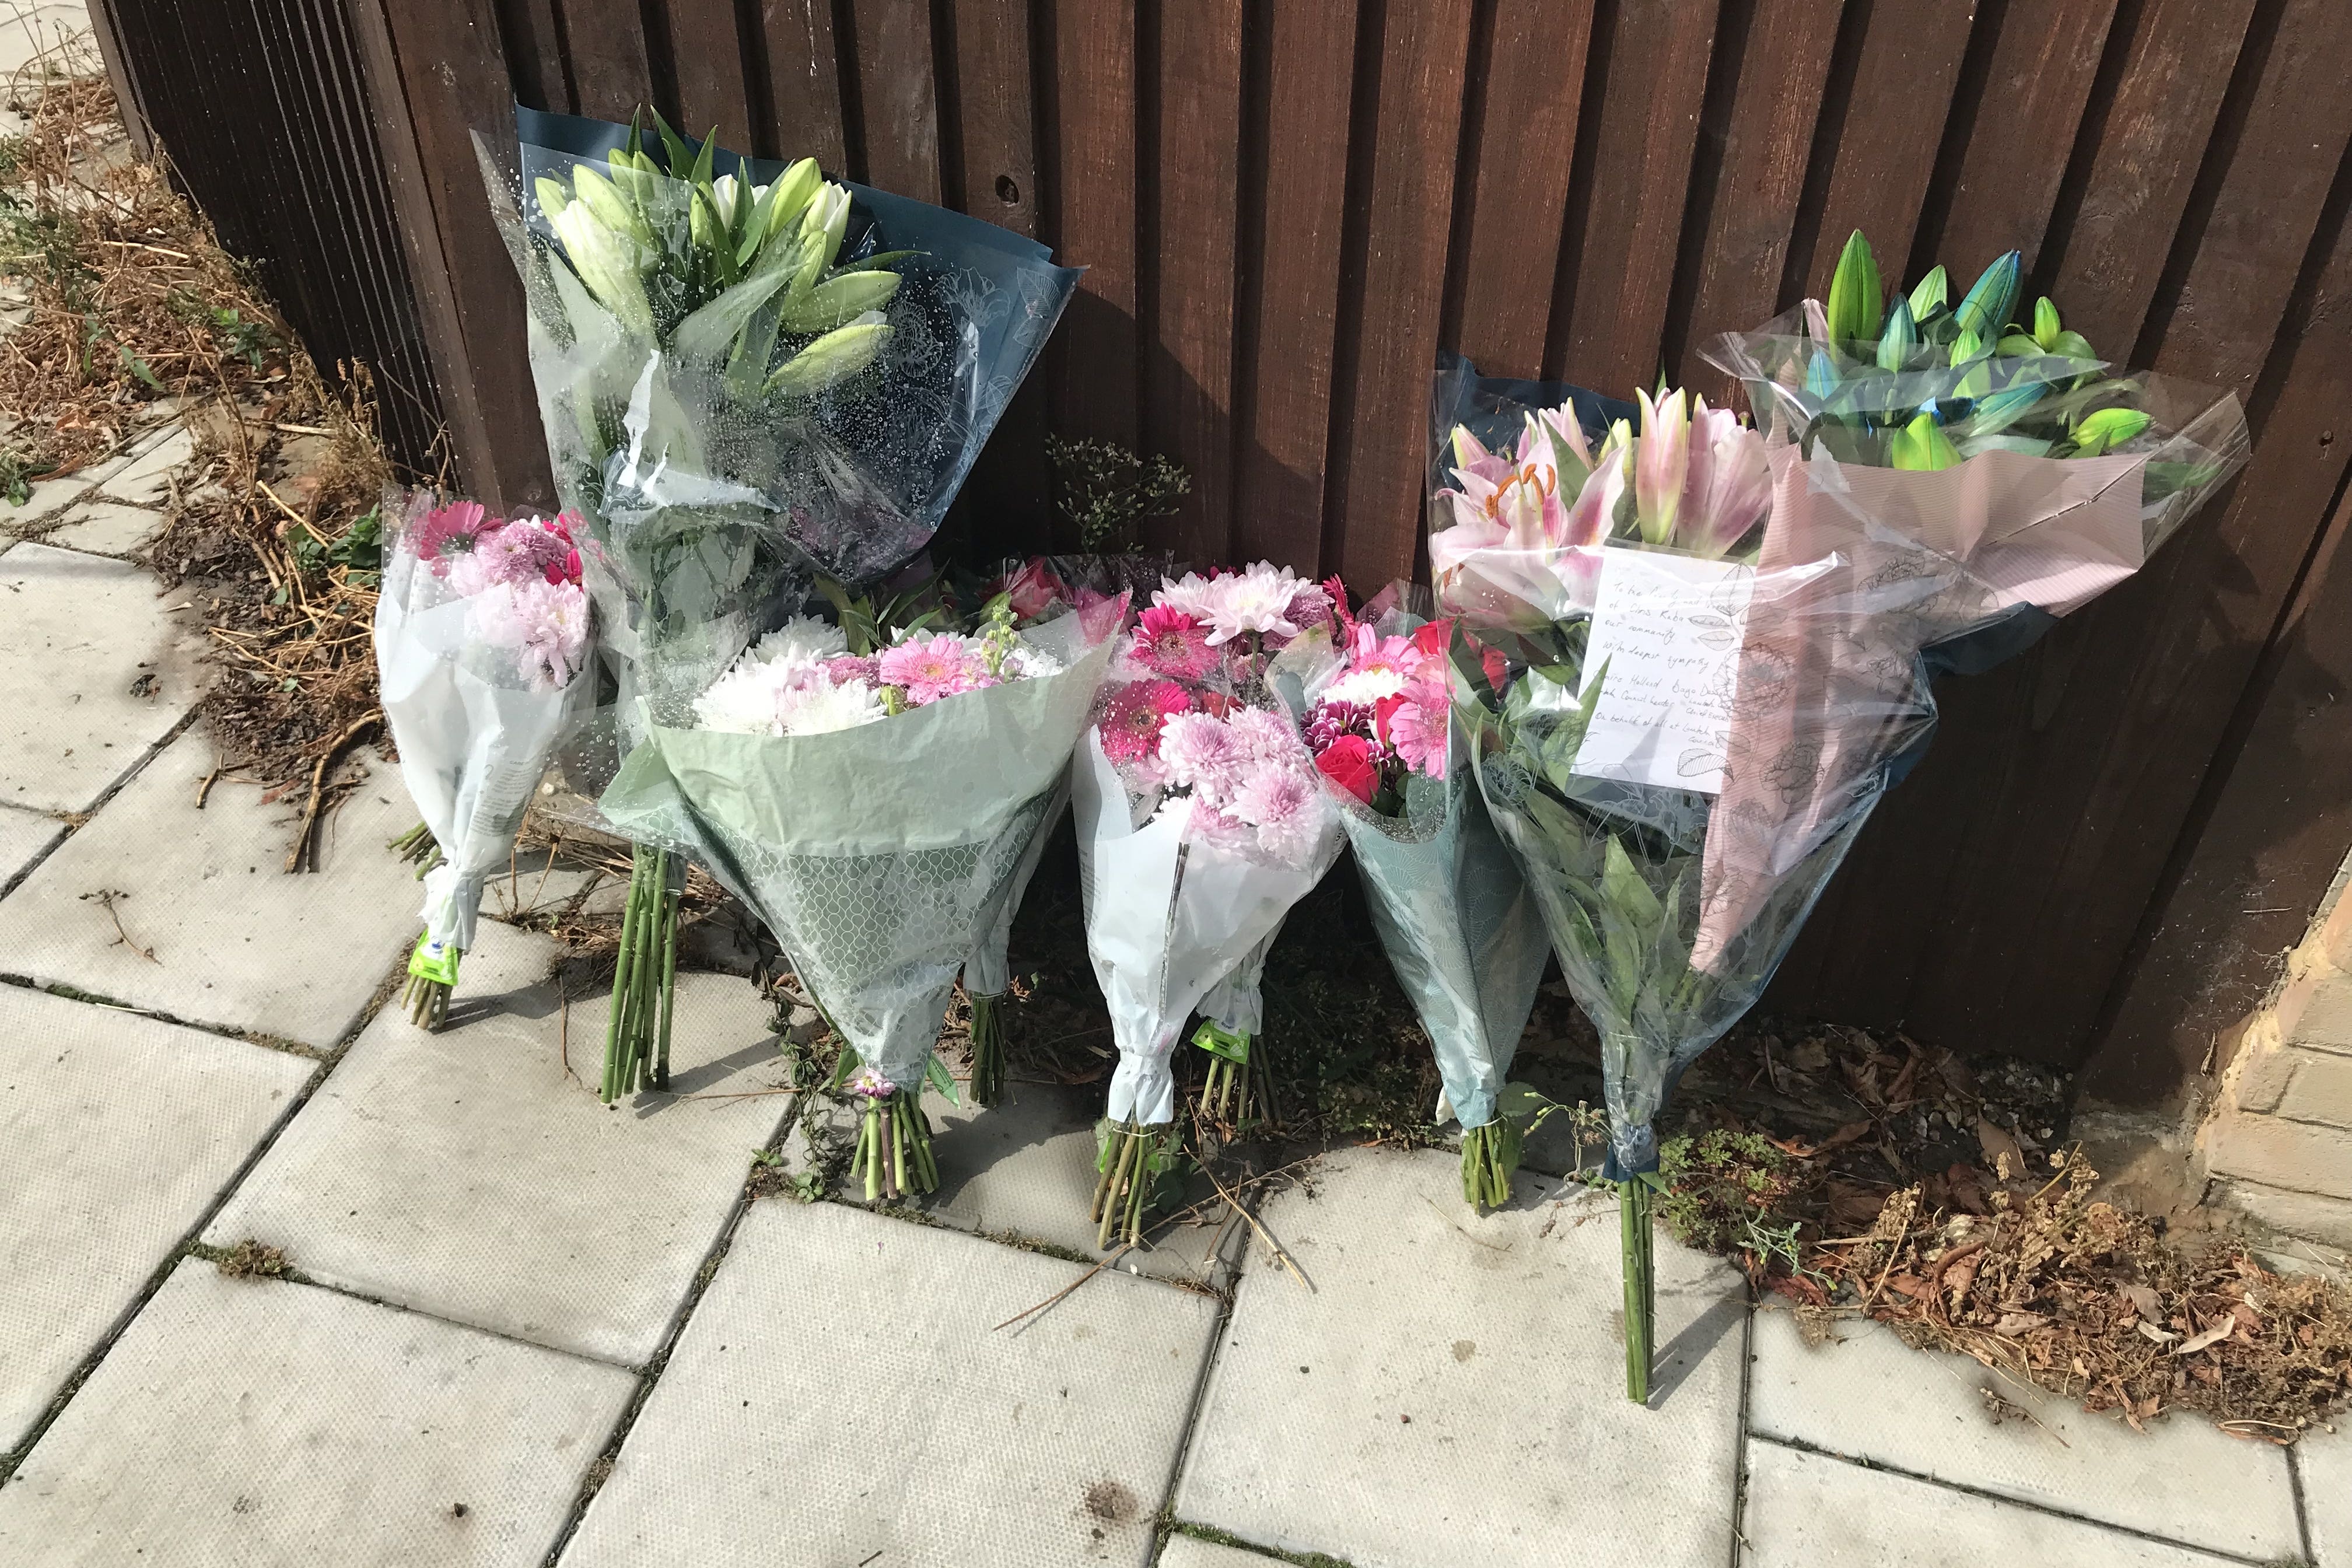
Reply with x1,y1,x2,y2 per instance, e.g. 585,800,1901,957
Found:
494,0,568,111
1147,0,1244,563
1231,0,1360,569
1328,0,1475,590
1924,0,2122,278
1448,0,1595,381
1672,0,1844,395
757,0,850,169
554,0,653,121
1048,0,1140,454
946,0,1040,235
848,0,943,200
1821,5,2352,1058
1793,2,1976,296
663,0,754,148
2038,0,2260,351
1546,0,1719,393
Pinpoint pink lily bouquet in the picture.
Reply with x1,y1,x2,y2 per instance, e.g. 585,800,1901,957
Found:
597,590,1123,1195
1072,562,1347,1246
1280,597,1550,1210
373,496,590,1027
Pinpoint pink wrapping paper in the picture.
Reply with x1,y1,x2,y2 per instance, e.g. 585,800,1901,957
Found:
1690,442,2150,973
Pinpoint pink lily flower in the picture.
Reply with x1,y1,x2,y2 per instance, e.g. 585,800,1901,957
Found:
1677,397,1772,558
1532,404,1598,494
1634,387,1689,545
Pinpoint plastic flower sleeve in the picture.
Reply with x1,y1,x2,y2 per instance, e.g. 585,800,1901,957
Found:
597,611,1116,1092
373,502,587,960
1272,615,1547,1135
1069,732,1342,1127
1196,926,1279,1037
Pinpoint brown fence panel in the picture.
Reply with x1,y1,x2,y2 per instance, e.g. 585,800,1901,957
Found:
96,0,2352,1078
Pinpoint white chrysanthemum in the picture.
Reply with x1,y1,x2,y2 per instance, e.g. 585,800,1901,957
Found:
1000,644,1063,680
1153,571,1226,622
755,614,848,666
778,677,886,737
694,659,791,735
1202,561,1315,646
1322,666,1410,706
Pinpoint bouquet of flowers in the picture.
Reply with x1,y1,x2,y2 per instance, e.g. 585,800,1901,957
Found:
598,593,1123,1189
373,496,589,1027
1071,564,1347,1246
1278,592,1551,1212
483,104,1080,1088
1437,275,2245,1400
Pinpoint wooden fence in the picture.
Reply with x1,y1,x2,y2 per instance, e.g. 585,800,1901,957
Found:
96,0,2352,1097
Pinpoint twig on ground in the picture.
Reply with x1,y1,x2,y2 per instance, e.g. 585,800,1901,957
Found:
284,710,378,873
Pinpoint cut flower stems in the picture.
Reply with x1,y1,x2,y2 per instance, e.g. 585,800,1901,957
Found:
966,988,1010,1108
845,1065,938,1202
1091,1118,1174,1249
600,844,681,1101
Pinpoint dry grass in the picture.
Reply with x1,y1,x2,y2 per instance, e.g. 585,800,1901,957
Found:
0,44,415,858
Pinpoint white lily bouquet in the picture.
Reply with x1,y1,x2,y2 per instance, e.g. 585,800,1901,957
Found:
483,106,1079,1094
1071,564,1348,1246
599,593,1122,1194
373,495,590,1026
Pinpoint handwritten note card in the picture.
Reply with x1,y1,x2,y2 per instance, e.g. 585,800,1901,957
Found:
1569,550,1754,794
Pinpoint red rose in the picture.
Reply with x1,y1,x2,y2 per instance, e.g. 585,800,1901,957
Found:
1315,734,1379,804
995,557,1069,620
1410,618,1451,660
1372,692,1410,747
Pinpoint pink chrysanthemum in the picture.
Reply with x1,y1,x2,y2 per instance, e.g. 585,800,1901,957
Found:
1222,705,1299,768
1158,712,1250,807
1132,604,1219,681
820,653,880,686
878,632,993,705
844,1065,897,1101
1183,796,1255,854
1099,680,1192,765
1227,762,1324,868
470,576,587,692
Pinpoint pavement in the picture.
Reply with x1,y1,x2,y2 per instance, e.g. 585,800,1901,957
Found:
1,8,2346,1565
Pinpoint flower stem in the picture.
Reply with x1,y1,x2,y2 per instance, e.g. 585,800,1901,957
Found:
655,883,679,1088
967,990,1008,1108
1622,1178,1655,1404
1091,1120,1161,1249
601,855,643,1104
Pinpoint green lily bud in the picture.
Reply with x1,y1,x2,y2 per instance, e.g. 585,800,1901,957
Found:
779,269,901,332
1876,296,1917,372
2034,297,2061,352
534,177,570,220
1955,251,2020,344
2048,329,2098,365
1890,411,1962,471
1996,333,2042,358
764,158,823,240
766,312,890,398
1948,328,1982,368
1907,265,1949,320
1826,229,1883,348
2070,407,2151,456
550,201,653,339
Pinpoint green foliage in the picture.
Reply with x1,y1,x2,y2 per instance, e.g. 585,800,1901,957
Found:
1044,435,1191,549
285,505,383,585
1656,1129,1809,1256
0,448,58,506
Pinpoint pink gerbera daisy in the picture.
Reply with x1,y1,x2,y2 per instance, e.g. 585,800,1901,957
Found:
1382,692,1451,779
1131,604,1218,681
877,632,993,705
1098,679,1192,765
412,499,487,572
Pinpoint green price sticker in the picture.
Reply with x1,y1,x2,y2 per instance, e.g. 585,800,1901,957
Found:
407,935,461,987
1192,1021,1250,1065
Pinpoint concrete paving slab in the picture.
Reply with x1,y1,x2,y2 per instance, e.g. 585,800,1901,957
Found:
0,1261,636,1566
0,802,63,887
0,729,426,1048
559,1199,1220,1568
2306,1427,2351,1567
206,922,792,1367
1157,1534,1294,1566
0,475,94,532
88,425,193,509
1740,1439,2241,1568
1746,1308,2299,1560
43,501,163,557
1175,1147,1747,1568
0,4,93,80
0,542,192,813
0,986,312,1452
800,1074,1240,1286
